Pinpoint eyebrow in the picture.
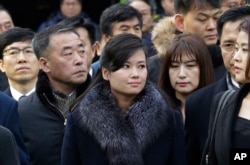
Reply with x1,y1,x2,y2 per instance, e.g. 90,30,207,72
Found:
222,40,235,43
197,10,221,17
5,46,32,50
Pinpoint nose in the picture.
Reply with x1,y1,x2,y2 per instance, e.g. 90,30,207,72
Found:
207,18,216,30
131,67,139,78
17,51,27,62
74,51,86,65
178,65,186,78
233,49,241,63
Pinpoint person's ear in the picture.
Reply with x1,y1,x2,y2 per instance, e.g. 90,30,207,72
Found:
174,14,185,32
0,60,5,72
103,34,111,43
91,41,100,58
101,67,109,81
39,57,50,73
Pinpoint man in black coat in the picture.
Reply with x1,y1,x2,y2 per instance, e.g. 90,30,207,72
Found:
18,24,91,165
185,6,250,165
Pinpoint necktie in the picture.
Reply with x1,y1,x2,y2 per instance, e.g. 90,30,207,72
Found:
19,95,26,100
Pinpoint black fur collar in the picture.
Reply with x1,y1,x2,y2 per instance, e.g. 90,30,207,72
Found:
74,82,170,165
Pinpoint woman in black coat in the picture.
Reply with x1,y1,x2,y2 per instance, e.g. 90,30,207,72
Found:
204,18,250,165
61,33,187,165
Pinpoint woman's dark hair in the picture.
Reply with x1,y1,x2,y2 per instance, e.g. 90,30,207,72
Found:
72,33,147,108
100,33,147,72
239,18,250,78
158,33,215,108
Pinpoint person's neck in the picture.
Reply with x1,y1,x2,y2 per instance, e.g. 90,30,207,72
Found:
49,79,78,96
9,78,37,94
116,95,135,113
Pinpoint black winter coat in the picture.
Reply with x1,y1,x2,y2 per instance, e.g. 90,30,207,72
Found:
61,82,187,165
18,71,91,165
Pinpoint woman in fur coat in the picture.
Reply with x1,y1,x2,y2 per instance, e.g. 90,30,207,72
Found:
61,33,187,165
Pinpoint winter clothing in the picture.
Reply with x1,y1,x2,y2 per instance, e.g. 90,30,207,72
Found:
148,17,225,84
148,16,178,84
0,126,20,165
61,81,187,165
18,71,91,165
185,73,238,165
0,92,30,165
202,83,250,165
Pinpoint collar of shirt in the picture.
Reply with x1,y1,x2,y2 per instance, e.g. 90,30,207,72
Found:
10,86,36,101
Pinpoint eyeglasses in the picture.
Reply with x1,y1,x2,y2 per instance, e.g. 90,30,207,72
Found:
220,43,235,53
3,47,35,58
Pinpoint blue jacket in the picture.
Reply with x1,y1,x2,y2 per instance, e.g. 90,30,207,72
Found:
0,92,30,165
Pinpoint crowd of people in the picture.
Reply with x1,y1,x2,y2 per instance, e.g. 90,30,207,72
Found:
0,0,250,165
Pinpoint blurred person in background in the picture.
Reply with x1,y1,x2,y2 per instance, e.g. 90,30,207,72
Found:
37,0,96,32
0,4,14,91
128,0,157,57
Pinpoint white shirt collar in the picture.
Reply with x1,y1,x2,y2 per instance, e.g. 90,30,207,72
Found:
10,86,35,101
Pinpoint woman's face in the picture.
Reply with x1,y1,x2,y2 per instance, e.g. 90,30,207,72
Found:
169,53,200,97
234,30,250,84
102,48,147,99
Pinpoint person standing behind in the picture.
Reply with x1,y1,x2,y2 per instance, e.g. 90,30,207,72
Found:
174,0,225,80
18,24,91,165
128,0,157,57
0,4,14,91
37,0,95,32
185,6,250,165
91,3,143,78
0,4,14,34
61,33,187,165
58,16,99,77
203,17,250,165
0,92,30,165
158,33,215,122
0,27,39,100
160,0,175,16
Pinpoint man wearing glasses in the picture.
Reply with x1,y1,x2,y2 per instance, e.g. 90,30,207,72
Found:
185,6,250,165
0,27,39,100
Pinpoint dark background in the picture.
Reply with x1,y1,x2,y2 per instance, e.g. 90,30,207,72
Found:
1,0,118,31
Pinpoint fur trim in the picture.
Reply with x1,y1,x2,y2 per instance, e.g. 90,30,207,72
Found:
75,82,170,165
151,16,177,57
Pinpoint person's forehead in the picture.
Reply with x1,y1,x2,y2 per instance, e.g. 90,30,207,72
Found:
186,7,221,16
49,32,81,46
221,20,244,40
0,11,12,21
130,0,150,9
114,17,140,26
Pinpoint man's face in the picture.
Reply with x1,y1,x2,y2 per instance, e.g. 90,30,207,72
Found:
75,27,95,71
182,6,221,45
41,32,88,94
220,20,243,78
60,0,82,18
0,41,39,85
129,1,154,33
112,17,142,38
161,0,175,15
0,11,14,34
